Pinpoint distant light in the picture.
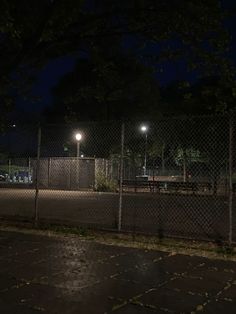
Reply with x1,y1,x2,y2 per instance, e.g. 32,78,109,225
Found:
75,133,82,141
81,154,84,158
140,125,148,133
11,124,16,128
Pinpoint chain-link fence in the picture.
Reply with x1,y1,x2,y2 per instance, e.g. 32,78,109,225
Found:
0,115,235,244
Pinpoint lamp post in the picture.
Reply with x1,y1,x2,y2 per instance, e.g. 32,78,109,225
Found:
75,132,82,188
140,125,148,176
75,133,82,157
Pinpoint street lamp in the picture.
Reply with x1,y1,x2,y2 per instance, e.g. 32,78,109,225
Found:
140,124,148,176
75,132,82,157
75,132,83,189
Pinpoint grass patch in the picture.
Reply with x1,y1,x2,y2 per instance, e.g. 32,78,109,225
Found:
0,219,90,238
88,231,236,261
216,245,235,256
0,221,236,261
38,224,89,237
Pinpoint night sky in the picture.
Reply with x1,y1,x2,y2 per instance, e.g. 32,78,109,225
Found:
16,0,236,115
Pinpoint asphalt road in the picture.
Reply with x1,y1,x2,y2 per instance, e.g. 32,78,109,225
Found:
0,188,235,242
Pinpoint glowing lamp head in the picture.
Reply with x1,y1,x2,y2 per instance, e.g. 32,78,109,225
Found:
140,125,148,133
75,133,82,141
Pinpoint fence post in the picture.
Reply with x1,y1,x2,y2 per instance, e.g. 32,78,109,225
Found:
48,157,51,188
28,157,31,183
76,157,80,189
228,116,233,246
8,158,11,181
34,126,41,227
118,122,125,231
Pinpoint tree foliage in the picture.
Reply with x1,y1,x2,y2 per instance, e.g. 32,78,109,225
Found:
161,77,236,115
0,0,235,126
48,56,160,121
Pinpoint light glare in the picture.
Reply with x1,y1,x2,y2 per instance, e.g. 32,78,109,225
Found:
140,125,148,132
75,133,82,141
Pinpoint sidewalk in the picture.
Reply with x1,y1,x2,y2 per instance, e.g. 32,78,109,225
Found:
0,229,236,313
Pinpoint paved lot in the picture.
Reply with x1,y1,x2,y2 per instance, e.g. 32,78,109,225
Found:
0,188,235,242
0,230,236,313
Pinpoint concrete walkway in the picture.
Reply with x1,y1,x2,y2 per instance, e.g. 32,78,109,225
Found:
0,230,236,313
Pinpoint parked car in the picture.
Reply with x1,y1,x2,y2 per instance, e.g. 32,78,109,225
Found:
0,170,8,181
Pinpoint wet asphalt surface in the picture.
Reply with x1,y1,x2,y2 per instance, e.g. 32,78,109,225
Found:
0,230,236,313
0,189,234,242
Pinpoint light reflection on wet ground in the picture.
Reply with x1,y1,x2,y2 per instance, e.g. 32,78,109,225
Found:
0,230,236,313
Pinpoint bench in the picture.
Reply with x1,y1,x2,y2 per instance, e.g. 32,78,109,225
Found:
196,182,212,192
120,180,160,192
160,181,212,193
119,180,212,194
159,181,198,193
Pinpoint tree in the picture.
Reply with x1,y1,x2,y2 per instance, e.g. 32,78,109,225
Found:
48,56,160,122
0,0,234,126
160,77,236,116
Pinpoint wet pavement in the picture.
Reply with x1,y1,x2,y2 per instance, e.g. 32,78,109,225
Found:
0,230,236,313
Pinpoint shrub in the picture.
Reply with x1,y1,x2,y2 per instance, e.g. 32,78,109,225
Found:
94,171,118,192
